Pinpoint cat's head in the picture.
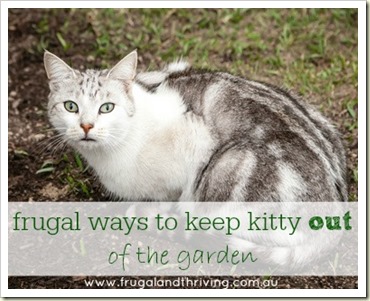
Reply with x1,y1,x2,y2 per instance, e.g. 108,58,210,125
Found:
44,50,137,152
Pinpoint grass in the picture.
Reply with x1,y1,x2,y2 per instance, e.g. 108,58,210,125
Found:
30,8,357,200
37,152,93,197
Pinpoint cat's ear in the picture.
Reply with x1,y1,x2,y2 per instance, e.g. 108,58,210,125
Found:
107,50,137,82
43,50,76,80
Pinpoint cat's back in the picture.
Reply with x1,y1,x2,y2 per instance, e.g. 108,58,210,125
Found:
138,66,347,202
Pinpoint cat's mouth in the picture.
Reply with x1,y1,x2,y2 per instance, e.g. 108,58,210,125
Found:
80,137,96,142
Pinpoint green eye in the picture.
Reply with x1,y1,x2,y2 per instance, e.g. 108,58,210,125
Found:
99,103,115,114
64,101,79,113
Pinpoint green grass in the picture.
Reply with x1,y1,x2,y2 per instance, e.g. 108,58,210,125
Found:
34,8,358,100
37,152,93,198
32,8,358,200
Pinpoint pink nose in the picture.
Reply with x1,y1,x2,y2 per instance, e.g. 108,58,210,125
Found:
80,123,93,134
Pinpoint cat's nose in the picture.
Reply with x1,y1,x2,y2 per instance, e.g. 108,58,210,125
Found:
80,123,94,134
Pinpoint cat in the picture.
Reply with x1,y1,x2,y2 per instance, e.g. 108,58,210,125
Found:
43,50,348,271
44,49,347,204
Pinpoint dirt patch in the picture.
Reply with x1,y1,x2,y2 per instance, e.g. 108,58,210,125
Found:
39,183,69,200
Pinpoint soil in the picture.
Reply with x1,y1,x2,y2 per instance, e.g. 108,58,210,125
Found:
8,9,105,202
7,9,358,290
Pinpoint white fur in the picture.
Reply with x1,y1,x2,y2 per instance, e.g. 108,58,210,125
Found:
77,82,215,201
230,151,257,202
277,164,307,202
166,59,190,73
135,71,167,85
45,51,214,202
45,52,338,270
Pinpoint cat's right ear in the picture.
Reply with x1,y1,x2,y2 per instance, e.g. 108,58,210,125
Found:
107,50,137,82
43,50,76,80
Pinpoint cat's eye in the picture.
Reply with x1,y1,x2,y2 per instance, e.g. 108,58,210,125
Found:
64,101,79,113
99,103,115,114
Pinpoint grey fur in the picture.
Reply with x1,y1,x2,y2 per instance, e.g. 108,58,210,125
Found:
137,67,347,202
44,53,349,271
45,52,347,203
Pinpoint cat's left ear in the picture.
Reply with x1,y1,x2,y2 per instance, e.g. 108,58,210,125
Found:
107,50,137,82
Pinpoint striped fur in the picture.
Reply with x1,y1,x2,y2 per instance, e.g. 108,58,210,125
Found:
44,50,348,270
44,50,347,203
138,68,347,203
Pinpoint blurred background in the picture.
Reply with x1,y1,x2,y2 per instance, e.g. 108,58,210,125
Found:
8,8,358,202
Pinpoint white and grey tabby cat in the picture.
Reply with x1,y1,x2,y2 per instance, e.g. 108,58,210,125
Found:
44,50,347,203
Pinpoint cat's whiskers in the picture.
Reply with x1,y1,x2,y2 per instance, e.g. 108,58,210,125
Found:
35,132,68,155
36,126,77,158
44,127,67,132
49,139,69,158
44,137,67,154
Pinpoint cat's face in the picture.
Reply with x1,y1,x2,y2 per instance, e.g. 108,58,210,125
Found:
44,51,137,151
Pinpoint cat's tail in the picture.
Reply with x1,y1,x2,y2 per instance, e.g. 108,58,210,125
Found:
164,59,191,73
125,203,343,274
135,59,190,90
226,231,341,272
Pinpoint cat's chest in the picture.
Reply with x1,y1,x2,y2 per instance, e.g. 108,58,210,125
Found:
79,115,215,201
85,149,186,201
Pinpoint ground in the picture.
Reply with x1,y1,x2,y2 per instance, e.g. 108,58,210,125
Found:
8,8,358,289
